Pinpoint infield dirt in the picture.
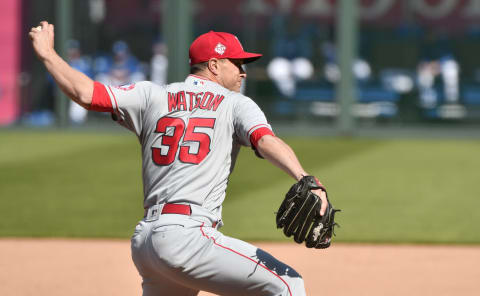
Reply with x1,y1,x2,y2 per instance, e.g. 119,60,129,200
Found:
1,239,478,296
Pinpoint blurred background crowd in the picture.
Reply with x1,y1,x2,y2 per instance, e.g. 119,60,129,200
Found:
2,0,480,128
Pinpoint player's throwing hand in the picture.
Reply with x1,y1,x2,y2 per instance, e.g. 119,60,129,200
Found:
29,21,55,61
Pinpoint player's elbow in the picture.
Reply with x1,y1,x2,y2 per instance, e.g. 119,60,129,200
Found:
76,93,92,109
256,135,294,158
256,134,276,147
73,82,94,109
255,134,278,157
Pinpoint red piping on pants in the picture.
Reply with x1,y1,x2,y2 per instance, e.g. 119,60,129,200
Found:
199,223,292,296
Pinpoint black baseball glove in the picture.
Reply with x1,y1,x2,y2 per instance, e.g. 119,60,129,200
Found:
276,176,340,249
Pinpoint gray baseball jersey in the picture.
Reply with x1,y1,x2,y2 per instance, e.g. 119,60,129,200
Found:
90,75,305,295
101,75,271,220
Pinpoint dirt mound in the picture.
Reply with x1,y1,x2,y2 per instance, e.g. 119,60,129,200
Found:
1,239,478,295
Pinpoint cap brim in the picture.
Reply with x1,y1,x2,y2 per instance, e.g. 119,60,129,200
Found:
230,52,262,64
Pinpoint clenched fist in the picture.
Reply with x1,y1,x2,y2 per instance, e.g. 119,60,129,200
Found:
29,21,55,61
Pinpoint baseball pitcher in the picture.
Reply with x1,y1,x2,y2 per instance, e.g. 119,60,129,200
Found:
30,21,338,296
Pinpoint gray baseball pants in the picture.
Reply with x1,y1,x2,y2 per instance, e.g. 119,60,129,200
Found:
131,204,306,296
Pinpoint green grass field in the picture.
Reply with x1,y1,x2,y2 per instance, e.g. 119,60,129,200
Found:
1,130,479,244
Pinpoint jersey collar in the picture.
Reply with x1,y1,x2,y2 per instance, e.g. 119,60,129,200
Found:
186,74,215,87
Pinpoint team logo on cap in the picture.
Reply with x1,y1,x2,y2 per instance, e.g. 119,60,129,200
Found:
215,43,226,55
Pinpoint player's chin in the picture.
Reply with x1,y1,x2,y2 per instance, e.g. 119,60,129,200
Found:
231,84,241,92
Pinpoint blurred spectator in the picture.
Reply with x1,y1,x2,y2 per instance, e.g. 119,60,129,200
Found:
150,38,168,86
320,39,372,85
417,30,460,108
266,15,314,98
240,64,247,94
67,39,93,124
95,40,146,86
92,54,112,84
22,39,93,126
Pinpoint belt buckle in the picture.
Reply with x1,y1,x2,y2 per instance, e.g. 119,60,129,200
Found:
145,204,161,222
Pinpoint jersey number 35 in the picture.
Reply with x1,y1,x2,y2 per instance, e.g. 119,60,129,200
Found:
151,117,215,166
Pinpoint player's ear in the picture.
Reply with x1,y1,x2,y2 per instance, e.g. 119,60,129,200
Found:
208,58,221,75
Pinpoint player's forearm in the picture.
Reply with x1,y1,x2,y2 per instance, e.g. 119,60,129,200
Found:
256,135,308,181
42,52,94,109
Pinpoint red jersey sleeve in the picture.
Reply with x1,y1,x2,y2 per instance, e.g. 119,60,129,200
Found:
88,81,113,112
249,127,275,148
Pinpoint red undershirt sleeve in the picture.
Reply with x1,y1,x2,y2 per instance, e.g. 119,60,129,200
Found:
88,81,113,112
250,127,275,148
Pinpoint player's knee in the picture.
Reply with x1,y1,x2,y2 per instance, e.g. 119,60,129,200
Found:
281,275,306,296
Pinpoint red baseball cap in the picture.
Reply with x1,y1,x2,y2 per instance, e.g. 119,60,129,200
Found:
189,31,262,65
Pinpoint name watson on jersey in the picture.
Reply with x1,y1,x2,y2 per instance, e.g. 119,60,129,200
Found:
168,91,225,112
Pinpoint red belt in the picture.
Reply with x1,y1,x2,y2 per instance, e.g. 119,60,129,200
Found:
147,203,217,227
161,203,192,215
